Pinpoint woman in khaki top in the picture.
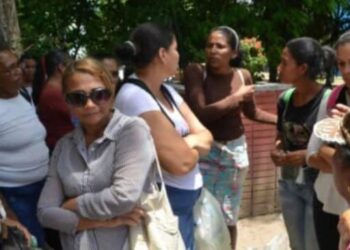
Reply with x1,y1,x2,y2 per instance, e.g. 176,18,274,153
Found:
184,26,276,249
38,58,155,250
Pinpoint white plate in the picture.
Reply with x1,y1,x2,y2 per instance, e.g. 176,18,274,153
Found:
313,117,345,145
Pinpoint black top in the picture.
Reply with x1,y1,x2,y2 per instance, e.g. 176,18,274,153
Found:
277,87,328,182
277,87,328,151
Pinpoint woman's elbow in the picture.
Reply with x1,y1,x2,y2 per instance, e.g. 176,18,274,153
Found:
36,207,56,229
305,154,313,167
307,153,319,168
172,149,199,176
36,208,45,226
108,189,141,216
200,146,211,157
203,131,214,153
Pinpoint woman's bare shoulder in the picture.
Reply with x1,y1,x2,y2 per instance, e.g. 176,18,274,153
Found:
236,68,253,85
184,63,204,75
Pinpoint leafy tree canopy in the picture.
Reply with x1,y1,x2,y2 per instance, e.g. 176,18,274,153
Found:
16,0,350,81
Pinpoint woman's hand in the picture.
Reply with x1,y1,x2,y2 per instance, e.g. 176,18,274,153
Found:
4,218,31,246
180,101,213,156
330,104,350,119
62,198,145,227
284,150,306,167
232,85,255,104
271,139,286,166
271,149,306,167
61,198,78,211
270,149,287,166
338,209,350,250
105,207,145,227
183,132,212,156
315,144,335,172
76,207,145,231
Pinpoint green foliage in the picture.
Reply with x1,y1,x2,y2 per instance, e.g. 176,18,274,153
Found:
15,0,254,64
249,0,349,81
15,0,350,81
241,38,267,81
16,1,124,56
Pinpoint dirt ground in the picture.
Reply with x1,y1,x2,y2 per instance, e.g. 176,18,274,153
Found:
236,213,290,250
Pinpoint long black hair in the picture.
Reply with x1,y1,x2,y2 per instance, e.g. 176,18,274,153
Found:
115,22,175,70
32,49,71,105
286,37,336,87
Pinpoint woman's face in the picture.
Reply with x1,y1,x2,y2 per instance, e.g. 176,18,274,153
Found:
205,31,235,70
278,47,305,84
336,43,350,87
21,58,36,83
65,72,113,128
0,50,22,98
164,38,180,76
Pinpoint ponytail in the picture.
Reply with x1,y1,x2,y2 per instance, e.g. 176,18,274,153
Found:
115,40,137,67
32,56,47,105
322,45,336,88
115,22,174,69
31,49,71,105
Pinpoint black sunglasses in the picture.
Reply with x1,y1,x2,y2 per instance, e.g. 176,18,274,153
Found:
65,88,112,107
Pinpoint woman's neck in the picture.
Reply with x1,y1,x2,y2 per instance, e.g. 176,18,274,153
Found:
0,90,18,99
83,113,111,146
136,67,167,96
294,79,320,95
207,65,233,76
47,73,62,88
293,79,322,106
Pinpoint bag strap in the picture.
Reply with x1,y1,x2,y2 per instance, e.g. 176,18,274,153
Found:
327,84,345,113
161,85,179,112
201,63,207,81
281,87,330,118
126,78,180,127
282,88,295,105
151,142,165,190
237,69,245,87
281,88,295,149
323,88,332,99
19,87,32,104
202,66,245,96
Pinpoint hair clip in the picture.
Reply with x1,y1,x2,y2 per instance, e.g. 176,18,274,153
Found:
125,41,137,56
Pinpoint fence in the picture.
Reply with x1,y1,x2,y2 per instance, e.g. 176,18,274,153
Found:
240,83,289,217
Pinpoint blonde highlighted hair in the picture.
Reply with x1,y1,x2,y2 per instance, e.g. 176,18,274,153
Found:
62,57,114,93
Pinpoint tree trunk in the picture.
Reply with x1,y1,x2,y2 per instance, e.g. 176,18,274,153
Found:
269,66,277,82
0,26,6,46
0,0,22,53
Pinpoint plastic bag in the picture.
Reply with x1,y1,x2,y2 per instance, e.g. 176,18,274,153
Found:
0,223,40,250
193,188,231,250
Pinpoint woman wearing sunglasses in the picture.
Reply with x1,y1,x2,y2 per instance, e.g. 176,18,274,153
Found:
37,58,155,250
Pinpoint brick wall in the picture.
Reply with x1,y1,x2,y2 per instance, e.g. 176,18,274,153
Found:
240,89,284,218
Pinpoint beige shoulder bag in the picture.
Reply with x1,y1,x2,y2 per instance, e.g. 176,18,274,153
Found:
129,144,185,250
